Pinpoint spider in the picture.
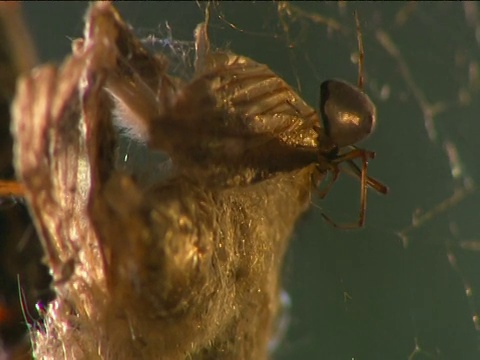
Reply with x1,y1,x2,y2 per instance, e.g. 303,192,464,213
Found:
312,12,388,228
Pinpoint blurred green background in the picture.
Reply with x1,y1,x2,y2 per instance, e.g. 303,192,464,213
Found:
6,2,480,359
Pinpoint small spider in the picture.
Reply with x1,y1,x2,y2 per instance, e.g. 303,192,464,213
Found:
312,12,388,228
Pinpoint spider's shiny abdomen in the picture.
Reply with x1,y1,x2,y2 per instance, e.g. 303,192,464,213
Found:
319,79,376,148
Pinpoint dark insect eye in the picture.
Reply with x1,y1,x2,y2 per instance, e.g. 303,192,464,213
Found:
319,79,376,148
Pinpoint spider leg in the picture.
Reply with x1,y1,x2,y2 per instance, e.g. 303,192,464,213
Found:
315,164,340,199
354,10,365,91
332,147,375,164
320,150,369,229
344,159,389,194
358,149,368,227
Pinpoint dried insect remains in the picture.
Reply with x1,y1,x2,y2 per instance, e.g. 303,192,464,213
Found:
5,3,386,359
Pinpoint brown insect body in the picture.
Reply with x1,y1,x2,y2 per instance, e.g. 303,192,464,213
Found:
10,3,320,359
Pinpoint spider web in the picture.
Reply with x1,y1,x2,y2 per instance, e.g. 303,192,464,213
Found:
15,2,480,359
